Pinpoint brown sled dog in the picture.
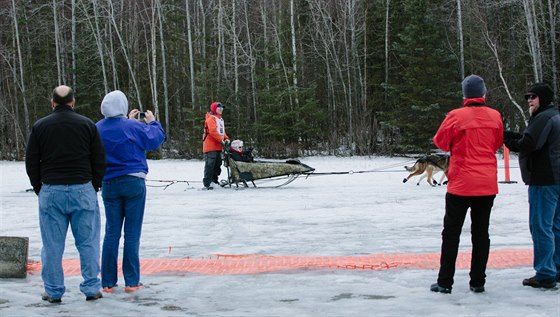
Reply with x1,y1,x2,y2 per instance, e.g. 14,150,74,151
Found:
403,154,450,186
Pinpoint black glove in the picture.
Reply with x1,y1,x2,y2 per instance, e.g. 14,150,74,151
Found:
221,140,231,149
504,131,522,141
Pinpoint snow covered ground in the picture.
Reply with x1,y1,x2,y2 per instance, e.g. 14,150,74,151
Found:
0,156,558,316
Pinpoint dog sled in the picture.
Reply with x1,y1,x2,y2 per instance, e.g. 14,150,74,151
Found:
221,151,315,188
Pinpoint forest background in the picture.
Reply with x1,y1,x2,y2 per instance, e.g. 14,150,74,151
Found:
1,0,558,160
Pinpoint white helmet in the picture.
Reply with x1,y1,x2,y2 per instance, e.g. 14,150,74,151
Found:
231,139,244,151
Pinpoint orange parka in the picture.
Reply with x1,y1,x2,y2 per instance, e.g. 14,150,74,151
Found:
433,98,504,196
203,104,229,153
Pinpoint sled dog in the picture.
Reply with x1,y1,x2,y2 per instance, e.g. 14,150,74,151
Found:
403,154,449,186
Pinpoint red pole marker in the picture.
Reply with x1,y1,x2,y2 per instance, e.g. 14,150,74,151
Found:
499,146,517,184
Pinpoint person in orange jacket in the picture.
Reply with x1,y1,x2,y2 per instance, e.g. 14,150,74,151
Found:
430,75,504,294
202,102,229,189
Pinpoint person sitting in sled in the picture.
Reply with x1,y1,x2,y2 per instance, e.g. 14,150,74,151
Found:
229,139,254,162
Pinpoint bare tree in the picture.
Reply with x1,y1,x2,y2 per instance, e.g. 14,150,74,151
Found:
243,0,257,122
384,0,390,103
185,0,196,117
546,0,558,100
149,0,159,117
53,0,62,84
11,0,29,142
457,0,465,79
523,0,543,81
157,0,168,128
217,0,227,81
232,0,239,98
290,0,299,109
481,23,528,125
79,0,109,94
107,0,142,109
71,0,77,90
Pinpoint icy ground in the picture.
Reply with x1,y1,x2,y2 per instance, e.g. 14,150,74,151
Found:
0,156,558,316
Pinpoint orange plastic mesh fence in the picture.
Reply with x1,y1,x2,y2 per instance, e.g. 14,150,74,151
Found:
26,248,532,276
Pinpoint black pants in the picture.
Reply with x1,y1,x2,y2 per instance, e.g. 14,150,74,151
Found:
203,151,222,187
437,193,495,288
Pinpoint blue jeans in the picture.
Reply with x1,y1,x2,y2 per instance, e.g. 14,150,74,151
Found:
38,183,101,299
101,176,146,288
528,185,560,281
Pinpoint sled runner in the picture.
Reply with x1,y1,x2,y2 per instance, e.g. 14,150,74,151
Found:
221,151,315,188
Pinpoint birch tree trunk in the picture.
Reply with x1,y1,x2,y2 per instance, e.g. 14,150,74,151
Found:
481,25,528,126
243,0,257,122
108,18,118,89
523,0,543,81
290,0,299,109
344,0,357,147
362,3,368,113
53,0,62,85
198,0,206,75
218,0,226,81
308,0,337,137
86,0,109,94
157,0,168,130
150,0,159,117
10,0,29,144
185,0,196,117
108,0,143,109
457,0,464,79
233,0,239,97
71,0,76,90
271,11,293,108
384,0,390,104
547,0,558,100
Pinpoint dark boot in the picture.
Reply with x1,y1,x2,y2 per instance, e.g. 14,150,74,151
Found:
85,292,103,301
430,283,452,294
41,293,62,303
522,276,557,289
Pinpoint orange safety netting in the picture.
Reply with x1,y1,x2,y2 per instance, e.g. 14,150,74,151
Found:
26,248,532,276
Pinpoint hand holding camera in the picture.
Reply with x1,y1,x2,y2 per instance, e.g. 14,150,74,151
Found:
129,109,155,123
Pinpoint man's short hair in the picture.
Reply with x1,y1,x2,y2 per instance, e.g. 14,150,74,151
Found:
52,86,74,106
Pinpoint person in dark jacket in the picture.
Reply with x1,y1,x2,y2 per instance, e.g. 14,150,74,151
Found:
25,85,106,303
229,139,254,162
430,75,504,294
503,82,560,289
96,90,166,293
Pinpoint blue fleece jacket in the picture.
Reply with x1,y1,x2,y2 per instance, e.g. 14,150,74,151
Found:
96,91,166,181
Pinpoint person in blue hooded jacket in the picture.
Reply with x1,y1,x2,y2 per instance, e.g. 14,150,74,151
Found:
95,90,166,293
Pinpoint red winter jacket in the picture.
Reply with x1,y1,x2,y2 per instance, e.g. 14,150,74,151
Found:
433,98,504,196
203,111,229,153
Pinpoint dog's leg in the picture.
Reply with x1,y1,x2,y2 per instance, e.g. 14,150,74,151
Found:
426,167,436,187
437,173,446,186
431,171,440,186
403,165,423,183
441,172,448,185
416,173,427,185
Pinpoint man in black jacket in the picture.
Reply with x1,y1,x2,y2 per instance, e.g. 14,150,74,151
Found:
25,85,106,302
504,82,560,289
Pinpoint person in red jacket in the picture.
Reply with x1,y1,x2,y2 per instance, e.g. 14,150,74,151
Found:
202,102,229,189
430,75,504,294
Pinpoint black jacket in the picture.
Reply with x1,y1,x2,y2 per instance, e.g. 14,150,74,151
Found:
25,105,106,194
504,104,560,185
229,149,254,162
